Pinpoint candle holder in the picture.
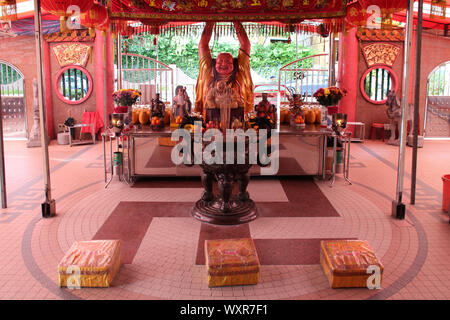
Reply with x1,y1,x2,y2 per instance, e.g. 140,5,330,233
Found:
109,113,125,137
332,113,347,135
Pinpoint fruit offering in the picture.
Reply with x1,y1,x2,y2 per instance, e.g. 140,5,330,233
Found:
295,115,305,124
315,107,322,124
151,116,161,126
132,108,140,124
175,115,183,124
305,108,316,124
139,109,150,125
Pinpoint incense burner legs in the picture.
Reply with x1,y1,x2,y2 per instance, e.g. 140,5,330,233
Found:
192,163,258,225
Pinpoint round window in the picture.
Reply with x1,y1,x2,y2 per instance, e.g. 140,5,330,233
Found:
360,66,398,104
54,66,93,104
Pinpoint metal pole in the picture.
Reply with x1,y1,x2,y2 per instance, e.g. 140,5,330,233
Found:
103,31,108,132
392,0,414,219
0,87,7,208
411,0,424,205
33,0,55,217
117,33,122,90
328,33,336,87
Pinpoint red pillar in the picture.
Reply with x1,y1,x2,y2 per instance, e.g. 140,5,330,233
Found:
94,30,115,131
42,40,54,139
105,31,115,121
94,29,105,129
337,28,359,124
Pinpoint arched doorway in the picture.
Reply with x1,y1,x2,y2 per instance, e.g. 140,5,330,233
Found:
0,61,27,140
424,61,450,139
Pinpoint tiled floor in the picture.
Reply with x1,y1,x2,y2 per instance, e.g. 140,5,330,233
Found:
0,137,449,300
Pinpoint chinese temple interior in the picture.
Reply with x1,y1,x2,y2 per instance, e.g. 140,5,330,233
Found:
0,0,449,302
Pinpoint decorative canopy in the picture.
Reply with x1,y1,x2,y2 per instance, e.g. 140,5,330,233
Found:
109,0,349,22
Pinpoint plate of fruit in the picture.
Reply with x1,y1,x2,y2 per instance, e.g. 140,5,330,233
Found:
292,114,305,129
150,116,164,131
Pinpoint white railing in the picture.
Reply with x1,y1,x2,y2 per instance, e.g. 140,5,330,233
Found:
279,53,329,104
116,53,174,104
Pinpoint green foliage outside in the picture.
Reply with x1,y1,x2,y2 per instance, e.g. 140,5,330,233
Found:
0,63,22,85
428,70,448,96
122,34,316,81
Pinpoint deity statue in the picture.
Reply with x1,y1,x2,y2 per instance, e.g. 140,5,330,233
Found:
255,93,276,120
386,90,402,145
195,21,253,129
172,86,192,118
206,80,240,129
151,93,166,118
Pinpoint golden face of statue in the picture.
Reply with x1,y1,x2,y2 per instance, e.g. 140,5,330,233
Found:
215,53,234,77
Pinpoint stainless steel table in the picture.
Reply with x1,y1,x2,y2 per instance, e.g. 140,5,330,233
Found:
121,124,332,184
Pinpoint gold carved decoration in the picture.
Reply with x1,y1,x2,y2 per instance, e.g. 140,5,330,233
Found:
53,43,91,67
362,43,401,67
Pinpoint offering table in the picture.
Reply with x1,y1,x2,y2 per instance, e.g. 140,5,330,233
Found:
122,124,330,183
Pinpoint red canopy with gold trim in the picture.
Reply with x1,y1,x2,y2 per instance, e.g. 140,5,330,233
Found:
109,0,348,22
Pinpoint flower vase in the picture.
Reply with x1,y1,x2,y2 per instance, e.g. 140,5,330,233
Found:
114,105,129,114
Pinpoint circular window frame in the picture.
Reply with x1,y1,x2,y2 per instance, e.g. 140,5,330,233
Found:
360,65,398,105
54,65,93,105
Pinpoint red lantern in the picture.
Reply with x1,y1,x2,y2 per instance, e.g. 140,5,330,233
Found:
359,1,407,14
80,3,109,34
317,24,330,37
346,1,407,30
359,0,407,26
346,1,370,29
41,0,94,31
140,19,168,35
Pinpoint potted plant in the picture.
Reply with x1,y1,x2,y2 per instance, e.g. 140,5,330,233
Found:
313,86,346,112
112,89,142,114
313,86,346,127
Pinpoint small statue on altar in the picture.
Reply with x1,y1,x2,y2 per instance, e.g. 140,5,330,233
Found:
386,90,402,145
206,80,240,128
172,86,192,118
255,93,276,120
195,21,253,129
151,93,166,118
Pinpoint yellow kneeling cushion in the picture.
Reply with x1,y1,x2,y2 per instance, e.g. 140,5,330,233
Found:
320,240,383,289
58,240,121,288
205,238,260,287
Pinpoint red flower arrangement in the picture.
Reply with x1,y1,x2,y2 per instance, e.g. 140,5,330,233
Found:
313,86,346,106
112,89,142,107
